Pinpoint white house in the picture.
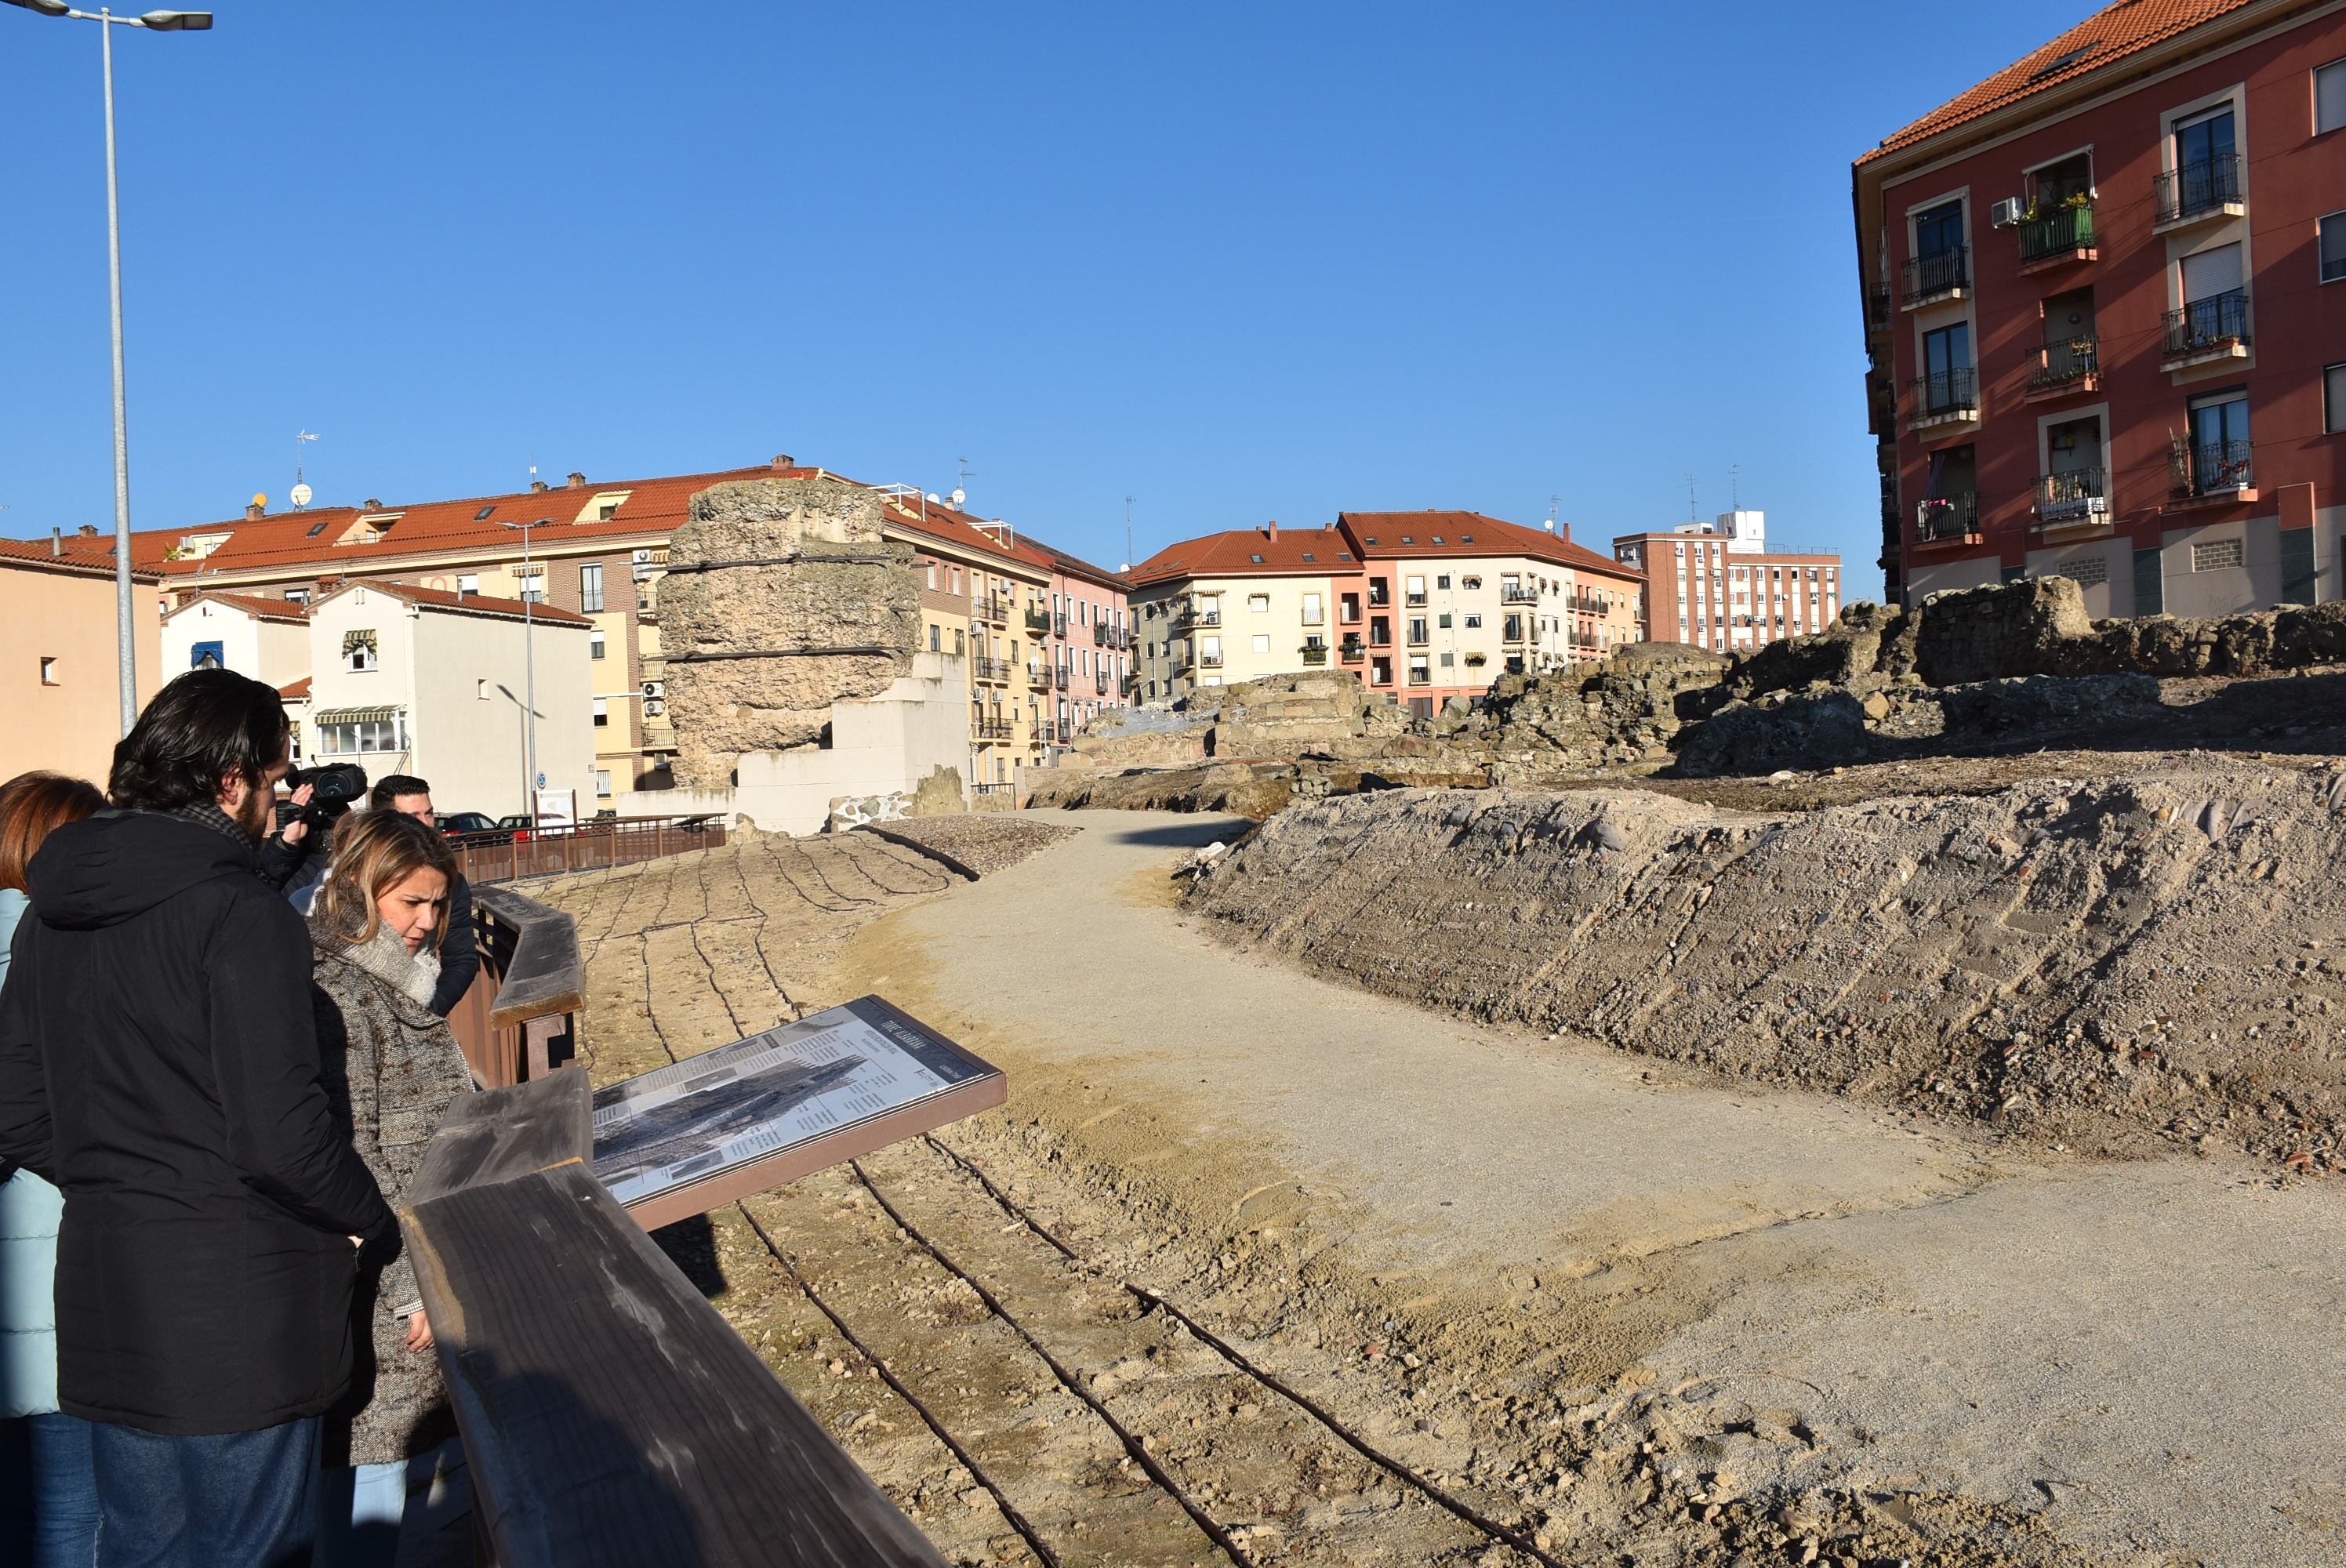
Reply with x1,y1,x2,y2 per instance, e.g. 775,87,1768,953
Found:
161,591,310,688
303,583,597,818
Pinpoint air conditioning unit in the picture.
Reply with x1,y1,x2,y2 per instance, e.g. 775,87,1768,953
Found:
2085,495,2109,515
1990,197,2025,228
643,699,666,718
641,680,665,699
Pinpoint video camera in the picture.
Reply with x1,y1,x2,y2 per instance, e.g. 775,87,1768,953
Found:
276,761,369,833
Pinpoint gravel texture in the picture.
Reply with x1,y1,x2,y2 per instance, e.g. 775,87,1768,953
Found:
856,815,1080,878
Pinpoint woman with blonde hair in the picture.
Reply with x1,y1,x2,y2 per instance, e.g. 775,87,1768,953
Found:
0,771,107,1567
306,808,473,1565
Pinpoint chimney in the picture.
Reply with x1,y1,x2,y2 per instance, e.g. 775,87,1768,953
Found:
1264,520,1279,540
529,478,549,493
567,471,586,488
245,501,266,521
770,453,794,470
77,524,98,538
50,527,61,557
364,498,382,510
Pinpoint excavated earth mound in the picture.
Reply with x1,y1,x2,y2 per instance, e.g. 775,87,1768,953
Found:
1189,756,2346,1168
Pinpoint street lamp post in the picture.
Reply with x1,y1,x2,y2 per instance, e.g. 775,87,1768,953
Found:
3,2,212,735
503,519,547,822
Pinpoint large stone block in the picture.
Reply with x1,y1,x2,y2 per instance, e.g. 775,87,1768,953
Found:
659,477,919,787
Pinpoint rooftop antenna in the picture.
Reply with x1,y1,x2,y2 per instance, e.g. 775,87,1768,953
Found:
1730,463,1741,510
1546,494,1560,533
291,430,319,510
1124,495,1136,569
1687,472,1699,526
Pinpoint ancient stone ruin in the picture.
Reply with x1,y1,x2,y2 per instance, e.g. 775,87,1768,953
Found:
657,477,920,788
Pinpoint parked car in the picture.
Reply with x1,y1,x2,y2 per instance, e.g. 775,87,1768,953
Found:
439,811,499,837
495,814,536,844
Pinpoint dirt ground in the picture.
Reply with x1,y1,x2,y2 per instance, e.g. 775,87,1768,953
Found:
522,811,2346,1568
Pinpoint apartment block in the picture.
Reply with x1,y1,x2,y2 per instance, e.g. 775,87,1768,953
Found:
1854,0,2346,612
0,538,162,786
1128,511,1644,713
1612,513,1843,655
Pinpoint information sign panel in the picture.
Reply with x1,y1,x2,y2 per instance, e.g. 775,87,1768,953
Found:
590,995,1005,1230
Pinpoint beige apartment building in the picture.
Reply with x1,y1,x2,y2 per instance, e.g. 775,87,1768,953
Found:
1129,512,1646,713
0,539,162,786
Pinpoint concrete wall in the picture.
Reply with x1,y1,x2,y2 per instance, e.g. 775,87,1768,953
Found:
0,561,161,786
731,652,971,836
1908,553,2007,601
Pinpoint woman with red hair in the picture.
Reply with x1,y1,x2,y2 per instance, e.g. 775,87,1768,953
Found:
0,771,106,1567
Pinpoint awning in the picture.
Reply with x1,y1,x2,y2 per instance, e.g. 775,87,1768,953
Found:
313,705,402,725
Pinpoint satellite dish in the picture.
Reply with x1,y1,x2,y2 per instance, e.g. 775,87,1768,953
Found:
949,487,967,509
251,492,268,509
289,483,314,509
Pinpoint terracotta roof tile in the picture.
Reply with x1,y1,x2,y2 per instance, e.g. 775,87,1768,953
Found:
167,590,310,624
1127,526,1360,587
312,580,594,628
1338,511,1644,579
0,535,165,582
1860,0,2253,163
280,677,312,701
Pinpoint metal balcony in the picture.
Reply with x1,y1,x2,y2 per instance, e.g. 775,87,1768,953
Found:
2017,203,2095,270
2170,439,2253,501
1901,245,1967,307
2155,154,2242,229
972,717,1012,741
2033,468,2108,529
1299,645,1328,666
1907,366,1977,431
1405,669,1430,686
1499,586,1539,604
1338,641,1364,662
1914,492,1981,544
2162,290,2250,368
1023,607,1051,634
972,594,1009,623
2028,336,2099,397
971,655,1011,683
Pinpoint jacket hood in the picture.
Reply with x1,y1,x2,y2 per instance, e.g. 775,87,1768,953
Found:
27,810,258,931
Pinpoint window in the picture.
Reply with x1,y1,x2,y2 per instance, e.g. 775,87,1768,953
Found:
284,589,310,607
475,505,496,521
1921,321,1973,411
592,698,609,728
580,564,604,612
1302,593,1323,624
1407,617,1429,644
517,568,544,604
1252,633,1271,654
1436,575,1451,590
1440,652,1454,667
1249,554,1265,564
478,679,491,701
928,624,941,652
2328,363,2346,434
1248,594,1269,613
1914,199,1963,259
2321,59,2346,135
343,630,378,673
590,630,606,660
2192,537,2245,572
319,717,405,755
456,574,479,597
1405,575,1427,606
1437,612,1453,629
595,770,613,797
38,656,58,686
2322,214,2346,284
2052,557,2109,587
189,641,224,670
1464,613,1482,630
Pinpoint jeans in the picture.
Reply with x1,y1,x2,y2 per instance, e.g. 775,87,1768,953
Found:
88,1415,320,1568
0,1410,100,1568
314,1439,470,1568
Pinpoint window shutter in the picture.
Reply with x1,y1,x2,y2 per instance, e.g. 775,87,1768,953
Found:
2318,60,2346,135
2181,241,2242,301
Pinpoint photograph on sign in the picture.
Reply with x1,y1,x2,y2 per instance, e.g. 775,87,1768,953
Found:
590,995,1000,1213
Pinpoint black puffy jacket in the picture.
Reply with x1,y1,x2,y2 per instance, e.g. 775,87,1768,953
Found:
0,810,396,1436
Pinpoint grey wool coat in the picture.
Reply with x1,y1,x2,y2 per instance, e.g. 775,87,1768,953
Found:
310,915,474,1466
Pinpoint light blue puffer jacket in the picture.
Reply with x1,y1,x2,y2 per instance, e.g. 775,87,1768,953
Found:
0,884,66,1417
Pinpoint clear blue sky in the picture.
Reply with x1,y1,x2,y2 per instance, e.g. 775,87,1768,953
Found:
1,0,2092,584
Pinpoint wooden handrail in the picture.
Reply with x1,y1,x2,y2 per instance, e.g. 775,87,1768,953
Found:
449,887,584,1090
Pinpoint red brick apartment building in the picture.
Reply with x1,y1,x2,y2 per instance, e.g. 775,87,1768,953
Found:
1855,0,2346,614
1611,512,1845,655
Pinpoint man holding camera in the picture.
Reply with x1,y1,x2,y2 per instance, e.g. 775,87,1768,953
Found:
0,670,396,1566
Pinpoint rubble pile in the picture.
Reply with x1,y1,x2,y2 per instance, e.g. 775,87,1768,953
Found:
1190,759,2346,1168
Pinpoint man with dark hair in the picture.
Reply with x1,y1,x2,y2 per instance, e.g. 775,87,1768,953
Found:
0,669,397,1567
366,773,479,1016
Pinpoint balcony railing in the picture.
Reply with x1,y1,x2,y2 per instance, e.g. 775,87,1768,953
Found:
1092,622,1129,648
1499,586,1539,604
1866,285,1890,336
1300,646,1328,666
1053,614,1069,638
1901,245,1968,305
2035,468,2108,527
2029,336,2099,392
1502,620,1526,643
2017,202,2094,265
2170,438,2254,500
1338,641,1364,662
1915,492,1981,543
1170,610,1219,636
1197,651,1223,669
973,717,1012,740
1404,593,1428,608
1024,607,1051,633
2155,154,2242,227
972,594,1009,622
2163,289,2250,360
1406,669,1430,686
971,655,1011,682
1036,720,1058,744
1367,586,1390,607
1908,366,1977,425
